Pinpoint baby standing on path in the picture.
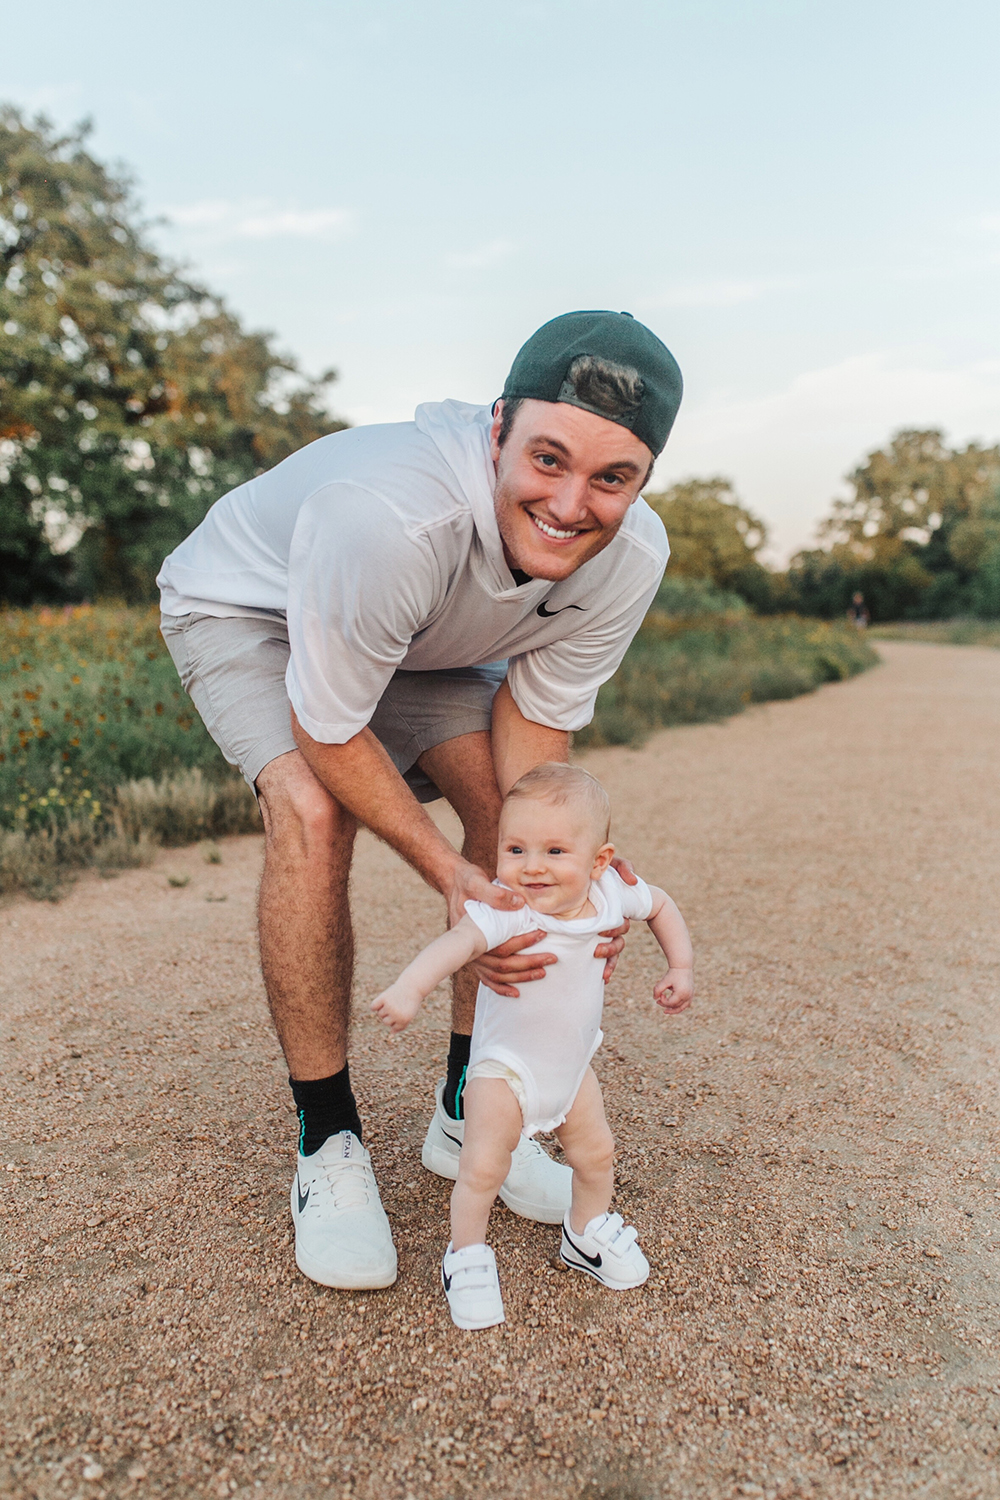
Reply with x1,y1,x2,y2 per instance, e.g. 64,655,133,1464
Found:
372,763,694,1330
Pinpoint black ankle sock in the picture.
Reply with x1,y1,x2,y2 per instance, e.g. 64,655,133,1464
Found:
289,1065,362,1156
442,1032,472,1120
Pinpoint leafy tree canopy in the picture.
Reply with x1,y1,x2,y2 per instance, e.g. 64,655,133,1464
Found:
0,107,346,603
645,477,767,584
790,429,1000,620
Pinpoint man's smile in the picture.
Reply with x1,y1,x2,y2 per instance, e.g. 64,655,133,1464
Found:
527,510,589,543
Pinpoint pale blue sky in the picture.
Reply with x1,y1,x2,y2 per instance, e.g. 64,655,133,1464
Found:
5,0,999,558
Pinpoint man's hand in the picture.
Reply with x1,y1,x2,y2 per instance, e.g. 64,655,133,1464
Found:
654,967,694,1015
444,857,523,929
594,853,638,982
371,981,424,1034
446,858,553,999
473,931,556,999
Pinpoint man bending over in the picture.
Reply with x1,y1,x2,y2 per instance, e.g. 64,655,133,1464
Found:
157,309,683,1289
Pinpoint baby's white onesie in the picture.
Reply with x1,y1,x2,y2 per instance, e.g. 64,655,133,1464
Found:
463,867,654,1136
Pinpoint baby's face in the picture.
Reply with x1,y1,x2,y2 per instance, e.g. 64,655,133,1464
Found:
496,795,612,918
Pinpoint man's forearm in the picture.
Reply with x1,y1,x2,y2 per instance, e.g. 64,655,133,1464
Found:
292,712,460,893
491,680,569,795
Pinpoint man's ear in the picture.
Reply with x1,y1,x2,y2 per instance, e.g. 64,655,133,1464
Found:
489,400,504,464
591,842,615,879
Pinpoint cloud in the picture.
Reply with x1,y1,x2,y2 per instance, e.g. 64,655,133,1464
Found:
165,199,356,241
652,352,1000,563
445,239,515,270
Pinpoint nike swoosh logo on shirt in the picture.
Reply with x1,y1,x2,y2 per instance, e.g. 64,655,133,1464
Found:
537,601,586,618
562,1226,602,1268
296,1181,310,1214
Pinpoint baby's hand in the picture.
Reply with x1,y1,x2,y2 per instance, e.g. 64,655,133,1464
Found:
654,968,694,1015
371,983,423,1034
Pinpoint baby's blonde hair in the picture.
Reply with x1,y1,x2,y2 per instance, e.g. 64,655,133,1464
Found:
503,762,612,843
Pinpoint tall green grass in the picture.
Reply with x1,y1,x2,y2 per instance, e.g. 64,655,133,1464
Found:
869,620,1000,649
576,578,877,748
1,588,876,897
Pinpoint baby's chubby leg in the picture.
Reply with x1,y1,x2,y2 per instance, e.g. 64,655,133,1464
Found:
451,1079,523,1249
554,1068,615,1236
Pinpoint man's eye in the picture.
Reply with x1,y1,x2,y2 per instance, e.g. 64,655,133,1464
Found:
537,453,559,468
598,472,624,486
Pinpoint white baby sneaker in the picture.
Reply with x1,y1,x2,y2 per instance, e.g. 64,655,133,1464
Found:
291,1131,397,1289
421,1078,571,1224
559,1210,650,1289
441,1242,505,1330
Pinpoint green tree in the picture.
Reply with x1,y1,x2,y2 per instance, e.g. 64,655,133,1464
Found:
790,430,1000,620
0,107,346,603
645,477,778,608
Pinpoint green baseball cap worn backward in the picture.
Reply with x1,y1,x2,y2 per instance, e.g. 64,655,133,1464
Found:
501,310,683,457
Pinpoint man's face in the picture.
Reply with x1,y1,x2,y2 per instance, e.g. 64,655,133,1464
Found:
490,399,653,582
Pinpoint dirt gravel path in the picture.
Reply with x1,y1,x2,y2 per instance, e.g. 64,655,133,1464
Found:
2,640,999,1500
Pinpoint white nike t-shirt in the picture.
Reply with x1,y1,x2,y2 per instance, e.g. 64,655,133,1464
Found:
463,868,655,1135
157,401,668,739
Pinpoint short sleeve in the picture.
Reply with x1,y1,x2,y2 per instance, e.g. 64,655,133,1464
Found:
613,870,655,922
285,486,443,743
462,900,537,952
505,549,664,731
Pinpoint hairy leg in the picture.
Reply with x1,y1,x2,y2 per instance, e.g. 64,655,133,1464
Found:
416,731,503,1035
451,1078,523,1248
256,749,358,1079
554,1068,616,1235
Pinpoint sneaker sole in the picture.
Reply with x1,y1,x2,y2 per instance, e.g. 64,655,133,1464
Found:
498,1183,567,1225
421,1135,461,1181
295,1242,398,1290
559,1251,649,1290
423,1131,569,1223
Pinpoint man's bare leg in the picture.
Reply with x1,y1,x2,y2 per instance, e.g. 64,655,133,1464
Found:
256,749,358,1079
257,749,396,1289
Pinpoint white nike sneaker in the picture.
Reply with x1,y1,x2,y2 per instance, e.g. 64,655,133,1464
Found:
559,1211,650,1289
290,1131,397,1289
442,1242,505,1330
421,1079,572,1224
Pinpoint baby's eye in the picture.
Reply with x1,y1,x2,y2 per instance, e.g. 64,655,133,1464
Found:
547,847,565,856
507,844,524,855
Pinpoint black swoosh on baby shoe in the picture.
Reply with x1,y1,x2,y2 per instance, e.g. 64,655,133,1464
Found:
562,1225,602,1268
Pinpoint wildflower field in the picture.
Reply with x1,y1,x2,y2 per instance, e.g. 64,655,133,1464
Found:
0,592,876,896
0,606,258,896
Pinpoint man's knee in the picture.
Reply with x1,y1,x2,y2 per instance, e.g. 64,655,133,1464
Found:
257,752,356,862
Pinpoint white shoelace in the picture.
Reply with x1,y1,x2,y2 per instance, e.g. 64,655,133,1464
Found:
311,1154,374,1212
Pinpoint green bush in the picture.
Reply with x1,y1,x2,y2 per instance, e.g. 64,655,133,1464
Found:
0,600,876,895
576,611,877,748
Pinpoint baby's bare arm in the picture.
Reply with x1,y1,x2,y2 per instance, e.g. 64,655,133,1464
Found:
645,886,695,1014
371,916,489,1033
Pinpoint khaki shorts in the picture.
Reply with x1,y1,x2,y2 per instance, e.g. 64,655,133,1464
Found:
160,612,507,801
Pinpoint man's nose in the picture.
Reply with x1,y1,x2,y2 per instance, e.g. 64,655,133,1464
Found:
546,476,590,526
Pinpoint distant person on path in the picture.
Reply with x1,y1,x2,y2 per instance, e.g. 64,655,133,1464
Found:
371,763,694,1330
847,591,870,629
157,311,683,1291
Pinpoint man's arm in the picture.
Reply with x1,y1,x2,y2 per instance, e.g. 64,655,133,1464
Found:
491,679,568,793
291,712,522,926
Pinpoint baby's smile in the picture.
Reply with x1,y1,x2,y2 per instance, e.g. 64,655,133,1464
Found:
496,796,612,921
